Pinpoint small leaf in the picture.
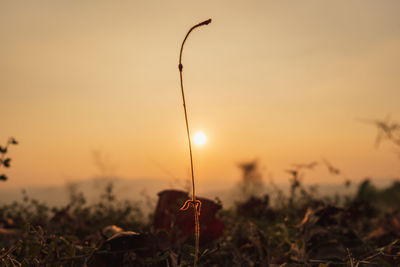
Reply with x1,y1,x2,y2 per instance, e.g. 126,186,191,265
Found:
0,146,7,154
3,158,11,168
9,137,18,145
0,174,7,181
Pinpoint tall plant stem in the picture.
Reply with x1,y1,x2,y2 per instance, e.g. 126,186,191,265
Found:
178,18,212,267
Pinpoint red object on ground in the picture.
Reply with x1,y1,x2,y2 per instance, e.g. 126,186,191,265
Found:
153,190,224,246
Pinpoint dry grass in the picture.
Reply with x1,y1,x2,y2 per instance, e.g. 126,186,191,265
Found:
177,18,212,267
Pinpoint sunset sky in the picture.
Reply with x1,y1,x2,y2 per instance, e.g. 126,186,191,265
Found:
1,1,400,191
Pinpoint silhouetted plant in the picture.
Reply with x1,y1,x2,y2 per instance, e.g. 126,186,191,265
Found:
66,181,86,207
362,115,400,158
177,18,212,267
373,117,400,160
237,160,264,200
373,116,400,148
0,137,18,181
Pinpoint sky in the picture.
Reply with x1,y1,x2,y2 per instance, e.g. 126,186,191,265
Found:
1,0,400,191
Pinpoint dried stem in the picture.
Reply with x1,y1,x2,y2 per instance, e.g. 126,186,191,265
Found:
177,18,212,267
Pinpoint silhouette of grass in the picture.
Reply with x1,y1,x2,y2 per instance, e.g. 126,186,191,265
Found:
2,176,400,265
0,137,18,182
177,18,212,267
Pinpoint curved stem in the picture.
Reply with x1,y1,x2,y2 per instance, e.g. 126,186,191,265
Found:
178,19,212,267
178,18,211,202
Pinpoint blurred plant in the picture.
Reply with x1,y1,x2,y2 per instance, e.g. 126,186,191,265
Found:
177,18,212,267
237,160,264,200
286,162,314,210
66,181,86,207
286,168,302,210
0,137,18,182
373,115,400,149
362,115,400,158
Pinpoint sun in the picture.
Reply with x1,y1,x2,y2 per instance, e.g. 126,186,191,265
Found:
193,131,207,146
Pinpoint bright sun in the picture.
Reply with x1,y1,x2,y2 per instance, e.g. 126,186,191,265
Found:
193,131,207,146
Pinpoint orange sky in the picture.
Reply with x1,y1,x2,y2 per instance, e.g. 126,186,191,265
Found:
1,1,400,191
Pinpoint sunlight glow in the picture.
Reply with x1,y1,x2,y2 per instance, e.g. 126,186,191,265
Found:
193,131,207,146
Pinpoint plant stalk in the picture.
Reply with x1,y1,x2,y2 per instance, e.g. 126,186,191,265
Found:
178,18,212,267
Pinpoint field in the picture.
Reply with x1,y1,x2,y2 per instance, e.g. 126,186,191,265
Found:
1,174,400,266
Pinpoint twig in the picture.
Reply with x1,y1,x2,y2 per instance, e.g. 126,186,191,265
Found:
347,248,354,267
177,18,212,267
0,246,17,259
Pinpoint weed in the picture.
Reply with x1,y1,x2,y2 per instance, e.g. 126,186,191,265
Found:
177,18,212,267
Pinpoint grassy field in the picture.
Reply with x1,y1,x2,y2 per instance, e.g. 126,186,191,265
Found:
1,176,400,266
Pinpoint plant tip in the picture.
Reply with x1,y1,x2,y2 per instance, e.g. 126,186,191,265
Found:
197,19,212,28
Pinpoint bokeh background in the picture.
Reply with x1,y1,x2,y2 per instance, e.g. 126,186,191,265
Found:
1,0,399,195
